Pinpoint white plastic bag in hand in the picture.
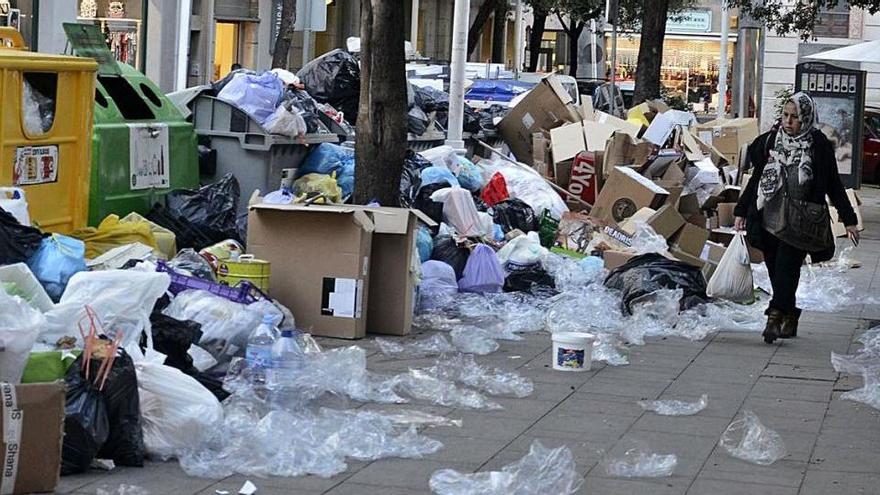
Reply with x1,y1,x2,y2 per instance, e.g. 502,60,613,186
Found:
706,233,754,304
130,345,223,460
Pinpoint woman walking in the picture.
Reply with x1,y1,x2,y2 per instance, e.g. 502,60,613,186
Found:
734,92,860,344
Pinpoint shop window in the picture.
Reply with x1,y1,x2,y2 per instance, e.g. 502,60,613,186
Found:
98,75,155,120
78,0,144,70
814,5,849,38
139,83,163,108
22,73,57,135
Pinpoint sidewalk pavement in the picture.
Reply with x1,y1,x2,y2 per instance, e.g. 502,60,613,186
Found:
57,187,880,495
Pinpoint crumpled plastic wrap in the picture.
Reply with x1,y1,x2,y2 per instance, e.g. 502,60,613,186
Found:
429,440,583,495
427,354,533,398
390,369,502,410
450,327,499,355
831,326,880,410
638,394,708,416
840,371,880,410
752,260,877,314
605,446,678,478
376,335,455,358
383,410,463,428
285,346,406,404
630,223,669,255
719,410,786,465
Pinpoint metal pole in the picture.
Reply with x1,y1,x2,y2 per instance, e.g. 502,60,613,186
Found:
411,0,420,46
302,0,312,65
717,4,729,118
445,0,469,151
609,0,618,117
176,0,192,91
513,0,523,71
590,19,598,80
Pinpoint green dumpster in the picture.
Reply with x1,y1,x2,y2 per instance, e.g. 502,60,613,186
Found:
63,23,198,226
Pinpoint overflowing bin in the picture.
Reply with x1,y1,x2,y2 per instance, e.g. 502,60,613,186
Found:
0,27,97,233
63,23,199,226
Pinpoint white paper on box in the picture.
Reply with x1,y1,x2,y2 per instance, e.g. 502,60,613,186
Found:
698,131,713,145
324,278,358,318
643,112,676,146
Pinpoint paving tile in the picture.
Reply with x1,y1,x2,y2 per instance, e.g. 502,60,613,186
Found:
575,377,671,399
601,430,717,478
760,363,838,381
323,483,422,495
749,377,834,403
799,470,880,495
686,477,798,495
631,412,732,438
809,445,880,473
556,395,646,417
581,476,689,495
344,459,478,491
700,450,808,487
430,411,535,440
70,461,220,495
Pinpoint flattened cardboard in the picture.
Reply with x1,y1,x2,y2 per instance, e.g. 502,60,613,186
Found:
643,112,676,146
703,240,727,263
695,118,758,166
578,96,595,121
247,204,375,339
550,122,587,162
360,207,436,336
677,193,701,216
717,202,737,227
669,247,706,269
618,207,657,236
594,111,642,138
590,166,669,226
602,132,655,178
603,250,638,270
671,223,709,257
497,75,582,163
680,129,706,162
0,382,64,494
647,204,687,239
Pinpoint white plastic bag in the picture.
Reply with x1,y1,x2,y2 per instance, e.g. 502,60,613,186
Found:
496,231,548,272
130,345,223,460
264,104,308,138
42,270,170,347
719,410,786,465
707,233,754,304
0,187,30,226
0,291,44,383
430,187,483,237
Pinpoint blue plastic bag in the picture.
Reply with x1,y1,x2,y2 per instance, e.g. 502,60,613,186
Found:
217,72,284,125
419,166,459,190
456,156,485,192
27,234,87,302
416,226,434,263
299,143,356,197
458,244,505,294
492,224,505,242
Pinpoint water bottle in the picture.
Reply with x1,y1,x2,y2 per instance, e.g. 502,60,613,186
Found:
246,315,278,380
268,329,305,388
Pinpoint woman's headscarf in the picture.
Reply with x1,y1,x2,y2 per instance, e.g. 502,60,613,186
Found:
757,92,817,209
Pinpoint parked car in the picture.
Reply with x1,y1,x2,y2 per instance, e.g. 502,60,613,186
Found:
863,106,880,184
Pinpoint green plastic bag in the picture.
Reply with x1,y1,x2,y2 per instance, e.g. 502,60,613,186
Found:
21,350,79,383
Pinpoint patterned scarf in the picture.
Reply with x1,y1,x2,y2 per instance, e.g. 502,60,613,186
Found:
757,92,817,210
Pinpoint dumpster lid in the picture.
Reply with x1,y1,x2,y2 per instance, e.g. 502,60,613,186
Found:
62,23,121,75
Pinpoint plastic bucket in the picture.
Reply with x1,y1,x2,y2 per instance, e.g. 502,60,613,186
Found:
551,332,595,372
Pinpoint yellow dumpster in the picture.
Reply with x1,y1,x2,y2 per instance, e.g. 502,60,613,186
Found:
0,28,97,233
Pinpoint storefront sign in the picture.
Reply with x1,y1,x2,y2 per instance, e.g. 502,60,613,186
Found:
129,124,170,190
667,10,712,33
13,145,58,186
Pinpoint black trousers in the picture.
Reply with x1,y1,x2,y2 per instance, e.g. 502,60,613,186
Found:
761,231,807,314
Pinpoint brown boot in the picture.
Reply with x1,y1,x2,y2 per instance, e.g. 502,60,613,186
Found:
763,309,785,344
780,308,802,339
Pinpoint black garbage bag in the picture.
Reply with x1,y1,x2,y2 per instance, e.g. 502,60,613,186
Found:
296,49,360,123
91,351,144,467
408,106,430,136
604,253,709,315
282,88,323,134
163,174,242,248
413,85,449,113
399,151,432,208
493,199,538,234
413,183,448,225
431,236,470,279
0,207,45,264
463,105,482,133
147,203,215,251
236,212,249,246
167,248,216,281
503,267,557,295
478,104,510,131
62,370,110,475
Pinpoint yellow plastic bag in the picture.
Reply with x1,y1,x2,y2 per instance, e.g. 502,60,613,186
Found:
71,214,159,259
293,173,343,204
119,212,177,260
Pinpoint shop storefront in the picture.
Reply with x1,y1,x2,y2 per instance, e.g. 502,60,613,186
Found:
77,0,146,71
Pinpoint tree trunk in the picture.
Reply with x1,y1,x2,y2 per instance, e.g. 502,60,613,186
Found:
354,0,408,206
632,0,670,104
271,0,296,68
527,11,547,72
491,4,507,64
468,0,499,57
567,22,584,77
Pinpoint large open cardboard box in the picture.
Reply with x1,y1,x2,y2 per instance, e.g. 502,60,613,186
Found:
248,204,375,339
694,118,759,166
590,166,669,225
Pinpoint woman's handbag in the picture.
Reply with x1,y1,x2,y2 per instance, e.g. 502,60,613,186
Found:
763,166,833,252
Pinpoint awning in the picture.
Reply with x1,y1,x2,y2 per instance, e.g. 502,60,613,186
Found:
804,40,880,64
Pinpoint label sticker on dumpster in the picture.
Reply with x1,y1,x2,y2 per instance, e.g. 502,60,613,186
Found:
129,124,170,190
12,145,58,185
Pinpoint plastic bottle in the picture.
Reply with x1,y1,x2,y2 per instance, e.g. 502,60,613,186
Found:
268,329,305,388
246,315,278,375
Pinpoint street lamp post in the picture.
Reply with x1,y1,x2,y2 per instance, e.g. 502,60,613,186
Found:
446,0,469,152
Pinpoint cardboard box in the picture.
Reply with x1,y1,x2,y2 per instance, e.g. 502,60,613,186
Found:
590,166,670,225
602,132,655,178
671,223,709,257
248,204,374,339
603,250,638,270
685,213,709,229
657,184,684,208
647,204,686,239
566,151,602,206
0,382,64,494
703,240,727,264
717,202,737,227
829,189,864,237
618,207,658,236
361,207,437,336
550,122,587,163
532,132,551,175
677,193,702,216
498,75,582,164
669,247,706,269
695,118,759,166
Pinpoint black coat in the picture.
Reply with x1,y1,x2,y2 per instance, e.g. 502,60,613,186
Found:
734,128,857,263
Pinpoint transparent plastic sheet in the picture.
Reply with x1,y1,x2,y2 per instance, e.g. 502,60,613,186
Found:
429,440,583,495
376,334,456,358
96,484,150,495
450,327,500,355
390,369,502,410
605,446,678,478
719,410,787,465
427,354,533,398
284,346,406,404
839,370,880,410
383,410,463,428
592,334,630,366
543,253,606,293
630,223,668,255
752,261,877,313
638,394,708,416
831,328,880,410
179,406,443,479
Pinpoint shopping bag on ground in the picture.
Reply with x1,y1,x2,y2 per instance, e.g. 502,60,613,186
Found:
706,233,754,304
